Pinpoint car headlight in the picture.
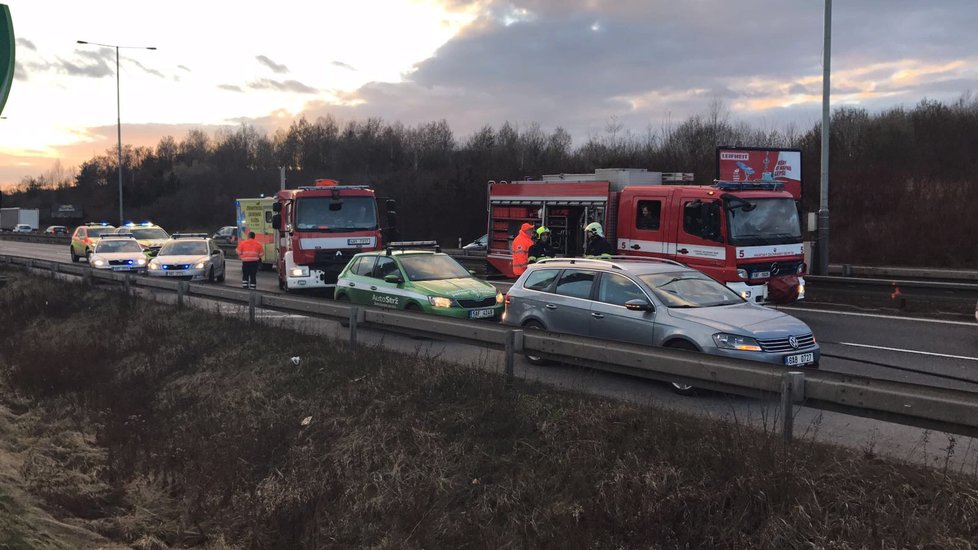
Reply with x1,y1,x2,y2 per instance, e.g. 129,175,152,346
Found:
195,262,207,269
713,333,763,352
148,262,160,270
797,282,805,300
496,292,504,304
736,268,748,280
290,266,309,277
136,258,147,266
428,296,453,308
92,259,105,267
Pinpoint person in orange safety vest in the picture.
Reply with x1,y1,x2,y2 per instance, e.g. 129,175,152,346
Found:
236,231,264,289
511,222,535,276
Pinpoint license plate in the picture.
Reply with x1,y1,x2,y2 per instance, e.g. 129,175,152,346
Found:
164,271,183,276
348,238,371,245
784,352,814,366
469,308,497,319
751,271,771,279
111,266,129,271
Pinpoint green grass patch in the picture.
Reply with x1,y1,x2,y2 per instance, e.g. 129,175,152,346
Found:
1,268,977,548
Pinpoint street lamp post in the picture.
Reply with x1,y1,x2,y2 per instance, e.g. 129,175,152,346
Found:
76,40,155,226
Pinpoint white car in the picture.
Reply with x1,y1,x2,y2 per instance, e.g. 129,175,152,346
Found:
88,235,148,273
147,234,226,282
12,224,32,233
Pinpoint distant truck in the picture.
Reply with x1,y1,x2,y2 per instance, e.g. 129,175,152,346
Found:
0,208,39,232
235,197,277,270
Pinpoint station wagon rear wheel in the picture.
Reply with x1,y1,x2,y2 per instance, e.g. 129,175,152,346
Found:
522,320,552,366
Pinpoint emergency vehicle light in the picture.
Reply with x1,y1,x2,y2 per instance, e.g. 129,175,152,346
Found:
171,233,209,239
714,180,783,192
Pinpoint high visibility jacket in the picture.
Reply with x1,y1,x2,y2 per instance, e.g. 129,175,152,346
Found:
512,225,534,276
236,238,264,262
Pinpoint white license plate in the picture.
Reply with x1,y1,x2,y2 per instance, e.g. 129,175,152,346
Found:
164,271,184,276
784,352,815,366
751,271,771,279
469,308,497,319
111,266,130,271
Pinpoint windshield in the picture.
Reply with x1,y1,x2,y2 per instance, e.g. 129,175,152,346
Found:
639,271,744,308
159,241,208,256
725,198,801,245
399,255,470,281
96,240,143,253
295,197,377,232
128,228,169,240
88,227,114,237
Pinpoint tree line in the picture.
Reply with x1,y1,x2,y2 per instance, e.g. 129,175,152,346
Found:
8,95,978,267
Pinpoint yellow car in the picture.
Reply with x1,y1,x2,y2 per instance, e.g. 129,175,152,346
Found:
70,222,116,263
110,222,170,257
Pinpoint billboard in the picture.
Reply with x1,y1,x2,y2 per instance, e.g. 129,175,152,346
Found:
0,4,13,116
50,204,83,219
716,147,802,199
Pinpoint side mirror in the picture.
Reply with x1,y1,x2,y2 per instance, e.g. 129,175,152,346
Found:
272,202,282,212
624,299,655,312
383,273,403,284
271,214,281,230
211,249,221,255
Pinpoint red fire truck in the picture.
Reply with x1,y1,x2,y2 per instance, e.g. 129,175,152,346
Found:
486,168,806,304
271,179,396,291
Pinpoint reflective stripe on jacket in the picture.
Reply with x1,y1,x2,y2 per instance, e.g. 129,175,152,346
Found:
236,239,264,262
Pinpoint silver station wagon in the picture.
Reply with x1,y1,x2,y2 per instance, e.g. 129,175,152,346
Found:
502,258,819,393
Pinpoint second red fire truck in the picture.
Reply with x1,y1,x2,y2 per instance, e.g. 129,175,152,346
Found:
486,168,806,304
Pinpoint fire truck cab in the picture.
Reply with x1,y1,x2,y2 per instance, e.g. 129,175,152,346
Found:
272,179,396,291
486,168,805,304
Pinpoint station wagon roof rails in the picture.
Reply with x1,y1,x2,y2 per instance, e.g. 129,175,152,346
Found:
296,185,372,191
171,233,209,239
606,256,688,267
534,257,625,270
385,240,441,255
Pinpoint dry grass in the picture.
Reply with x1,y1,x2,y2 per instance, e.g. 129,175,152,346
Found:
1,269,977,548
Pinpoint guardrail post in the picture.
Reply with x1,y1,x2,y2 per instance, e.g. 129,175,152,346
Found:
177,282,188,308
83,268,92,286
780,371,806,442
505,329,523,388
249,292,262,325
349,306,362,348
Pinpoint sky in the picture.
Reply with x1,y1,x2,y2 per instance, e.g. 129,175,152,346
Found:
1,0,977,188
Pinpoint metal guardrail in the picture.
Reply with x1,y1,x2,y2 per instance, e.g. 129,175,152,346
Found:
3,252,977,442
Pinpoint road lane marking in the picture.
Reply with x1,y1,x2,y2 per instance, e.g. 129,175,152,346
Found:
835,342,978,362
778,306,976,327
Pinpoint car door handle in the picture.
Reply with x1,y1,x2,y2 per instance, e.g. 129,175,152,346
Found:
545,304,557,310
630,244,641,250
348,282,355,287
370,286,377,291
591,312,604,319
678,248,689,255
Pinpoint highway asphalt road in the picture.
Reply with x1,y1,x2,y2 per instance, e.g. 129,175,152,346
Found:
4,238,978,472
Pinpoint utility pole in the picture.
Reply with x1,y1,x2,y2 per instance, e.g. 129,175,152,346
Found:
817,0,832,275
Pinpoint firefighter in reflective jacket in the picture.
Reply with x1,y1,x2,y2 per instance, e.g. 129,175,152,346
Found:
528,226,555,264
584,222,614,258
511,222,535,276
236,231,263,289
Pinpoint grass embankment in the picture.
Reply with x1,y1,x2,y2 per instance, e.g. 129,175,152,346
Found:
0,270,977,548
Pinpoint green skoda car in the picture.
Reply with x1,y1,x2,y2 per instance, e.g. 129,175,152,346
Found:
335,244,503,319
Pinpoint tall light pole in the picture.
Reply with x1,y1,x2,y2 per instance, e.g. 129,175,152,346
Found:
76,40,155,226
817,0,831,275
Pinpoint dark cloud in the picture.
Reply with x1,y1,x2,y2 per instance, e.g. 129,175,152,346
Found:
219,84,244,92
178,65,191,72
15,38,36,51
248,78,318,94
332,61,356,71
290,0,978,142
129,59,164,79
256,55,289,74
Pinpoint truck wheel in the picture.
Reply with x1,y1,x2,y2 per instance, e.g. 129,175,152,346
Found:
522,320,552,366
665,340,699,396
70,247,79,263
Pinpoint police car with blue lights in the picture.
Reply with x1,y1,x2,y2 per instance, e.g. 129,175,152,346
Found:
87,233,148,273
147,233,226,282
334,241,504,319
